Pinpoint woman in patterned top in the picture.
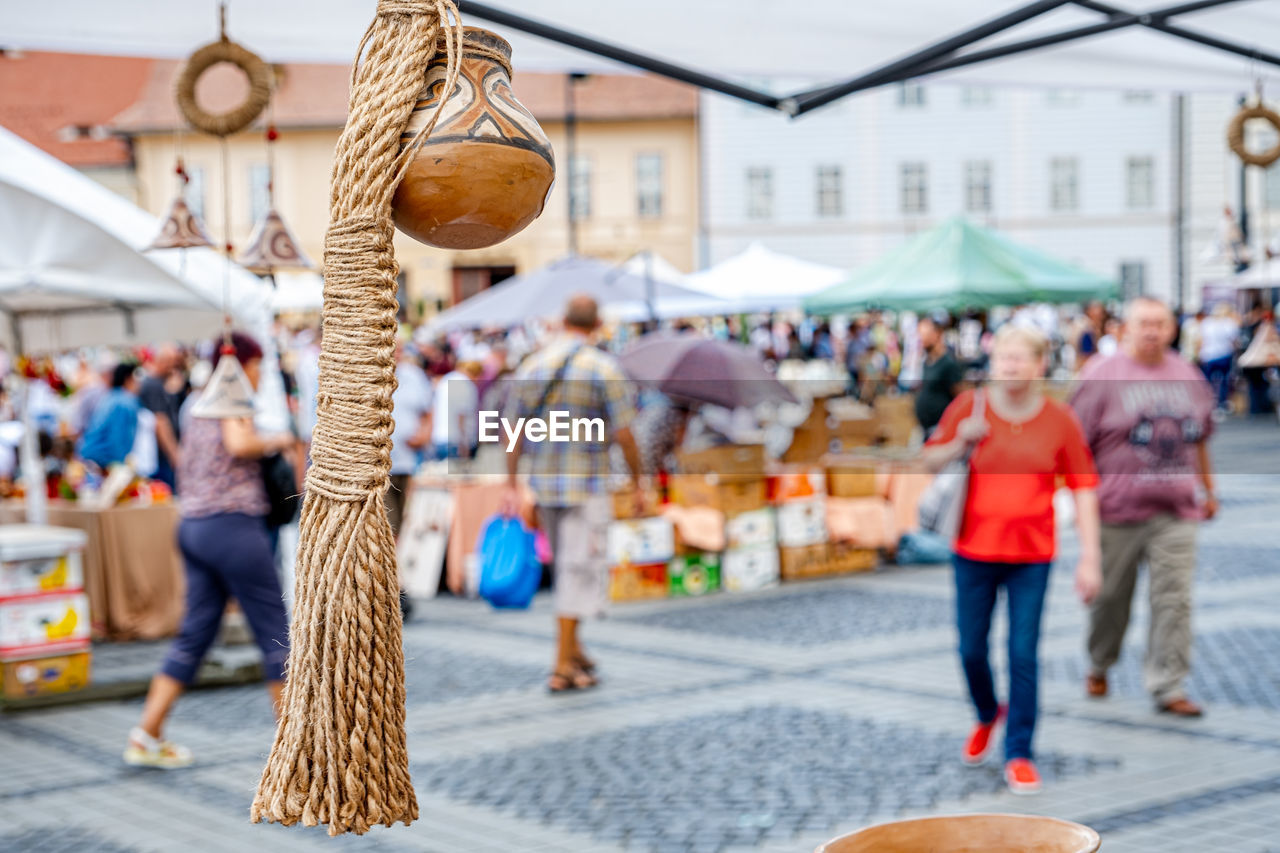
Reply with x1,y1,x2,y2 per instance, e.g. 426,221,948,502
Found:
124,332,295,769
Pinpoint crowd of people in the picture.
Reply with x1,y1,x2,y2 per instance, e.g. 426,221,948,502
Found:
0,289,1271,790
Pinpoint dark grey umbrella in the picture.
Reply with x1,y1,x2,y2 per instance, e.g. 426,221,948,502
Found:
620,332,797,409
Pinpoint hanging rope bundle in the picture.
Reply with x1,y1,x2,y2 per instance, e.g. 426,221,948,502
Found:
252,0,461,836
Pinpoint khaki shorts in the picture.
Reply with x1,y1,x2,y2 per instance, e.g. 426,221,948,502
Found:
538,495,611,620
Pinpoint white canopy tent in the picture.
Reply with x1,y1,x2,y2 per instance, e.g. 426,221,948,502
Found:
683,244,848,313
3,1,1277,102
270,270,326,314
0,126,290,432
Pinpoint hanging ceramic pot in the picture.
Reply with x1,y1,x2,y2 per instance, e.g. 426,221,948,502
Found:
392,27,555,250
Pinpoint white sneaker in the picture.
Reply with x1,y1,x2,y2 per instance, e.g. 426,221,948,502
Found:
123,726,193,769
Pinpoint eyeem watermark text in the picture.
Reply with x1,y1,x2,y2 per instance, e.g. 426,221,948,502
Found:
477,410,605,452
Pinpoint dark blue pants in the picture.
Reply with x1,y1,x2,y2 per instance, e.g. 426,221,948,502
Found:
161,513,290,685
1201,355,1233,410
953,554,1051,761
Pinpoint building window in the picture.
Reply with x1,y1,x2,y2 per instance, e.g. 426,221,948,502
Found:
569,155,591,221
965,160,992,213
1119,260,1146,299
1123,90,1155,103
248,163,271,223
900,162,928,214
815,165,843,218
1046,88,1081,107
185,166,206,220
1126,156,1154,209
746,166,773,220
1267,165,1280,210
635,153,663,219
1049,157,1079,212
961,87,993,108
897,82,926,108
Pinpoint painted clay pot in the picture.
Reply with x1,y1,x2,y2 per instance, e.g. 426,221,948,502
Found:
392,28,555,250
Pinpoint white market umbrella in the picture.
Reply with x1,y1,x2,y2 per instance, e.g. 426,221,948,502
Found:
684,243,847,313
429,254,730,331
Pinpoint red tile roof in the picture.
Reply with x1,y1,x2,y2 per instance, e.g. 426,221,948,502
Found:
0,51,151,166
109,59,697,134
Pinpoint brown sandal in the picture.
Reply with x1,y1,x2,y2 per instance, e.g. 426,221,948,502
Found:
573,653,597,675
548,667,598,694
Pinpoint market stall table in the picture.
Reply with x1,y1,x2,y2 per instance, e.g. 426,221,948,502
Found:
1,501,183,641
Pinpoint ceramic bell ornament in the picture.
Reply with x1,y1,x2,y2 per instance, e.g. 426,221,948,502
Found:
238,125,313,276
190,345,256,419
147,158,214,250
392,28,555,249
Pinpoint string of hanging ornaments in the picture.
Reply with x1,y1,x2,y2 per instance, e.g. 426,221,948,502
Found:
237,117,315,282
1227,83,1280,168
245,0,554,836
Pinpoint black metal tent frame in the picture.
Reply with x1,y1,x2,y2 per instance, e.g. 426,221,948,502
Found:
457,0,1280,115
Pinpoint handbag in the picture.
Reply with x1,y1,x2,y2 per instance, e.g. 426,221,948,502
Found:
261,451,301,528
917,389,985,543
477,514,541,609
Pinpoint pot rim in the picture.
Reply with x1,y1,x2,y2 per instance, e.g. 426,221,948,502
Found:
435,26,512,62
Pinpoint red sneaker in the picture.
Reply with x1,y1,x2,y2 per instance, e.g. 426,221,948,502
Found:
1005,758,1042,795
962,705,1006,765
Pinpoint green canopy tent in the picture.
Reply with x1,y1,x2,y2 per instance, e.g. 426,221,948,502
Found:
804,216,1117,315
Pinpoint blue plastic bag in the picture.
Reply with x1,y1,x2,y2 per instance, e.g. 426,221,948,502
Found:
895,530,952,565
477,514,541,610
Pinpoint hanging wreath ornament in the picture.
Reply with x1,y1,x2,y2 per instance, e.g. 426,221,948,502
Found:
1227,96,1280,168
251,0,463,837
174,6,272,136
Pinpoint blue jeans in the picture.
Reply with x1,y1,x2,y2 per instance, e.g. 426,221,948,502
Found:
1201,355,1233,409
953,554,1051,761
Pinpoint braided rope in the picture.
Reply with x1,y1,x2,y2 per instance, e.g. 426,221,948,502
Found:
1227,103,1280,168
251,0,462,835
174,37,272,137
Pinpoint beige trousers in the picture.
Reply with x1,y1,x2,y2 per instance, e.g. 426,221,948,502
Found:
1088,515,1198,703
539,495,611,620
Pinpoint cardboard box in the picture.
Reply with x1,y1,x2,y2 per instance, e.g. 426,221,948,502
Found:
668,553,721,597
0,552,84,598
1,650,91,699
782,426,834,464
721,546,779,592
825,461,879,498
826,497,897,548
675,444,766,483
767,466,826,504
669,476,767,518
611,486,661,520
606,518,676,566
877,420,917,448
0,593,91,658
780,542,877,580
609,562,668,602
725,507,777,550
776,498,828,547
828,415,879,448
874,395,917,425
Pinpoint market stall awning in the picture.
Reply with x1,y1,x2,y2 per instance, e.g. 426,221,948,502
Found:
0,127,274,352
3,1,1278,112
804,216,1117,314
684,244,847,314
427,254,730,331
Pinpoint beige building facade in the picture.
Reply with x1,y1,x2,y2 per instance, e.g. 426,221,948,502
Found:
112,62,699,320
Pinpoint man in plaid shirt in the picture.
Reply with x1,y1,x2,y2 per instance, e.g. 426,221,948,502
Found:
503,295,644,692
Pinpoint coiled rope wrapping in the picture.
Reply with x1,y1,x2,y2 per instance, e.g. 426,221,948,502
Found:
252,0,461,836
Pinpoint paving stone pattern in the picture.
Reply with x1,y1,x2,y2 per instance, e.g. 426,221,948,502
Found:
416,705,1118,852
619,586,955,646
0,420,1277,853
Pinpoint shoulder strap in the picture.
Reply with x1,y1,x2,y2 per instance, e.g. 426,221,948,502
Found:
532,343,583,416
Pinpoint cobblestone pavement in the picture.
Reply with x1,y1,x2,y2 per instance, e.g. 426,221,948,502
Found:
1,420,1278,852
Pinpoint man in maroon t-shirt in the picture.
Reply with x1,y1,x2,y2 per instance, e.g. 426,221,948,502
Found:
1070,297,1217,717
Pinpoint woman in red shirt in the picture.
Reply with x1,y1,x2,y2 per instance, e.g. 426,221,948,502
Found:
924,324,1102,794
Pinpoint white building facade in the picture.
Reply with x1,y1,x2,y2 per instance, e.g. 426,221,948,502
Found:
698,80,1236,309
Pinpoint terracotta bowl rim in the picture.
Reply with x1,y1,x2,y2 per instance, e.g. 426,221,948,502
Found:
815,812,1102,853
